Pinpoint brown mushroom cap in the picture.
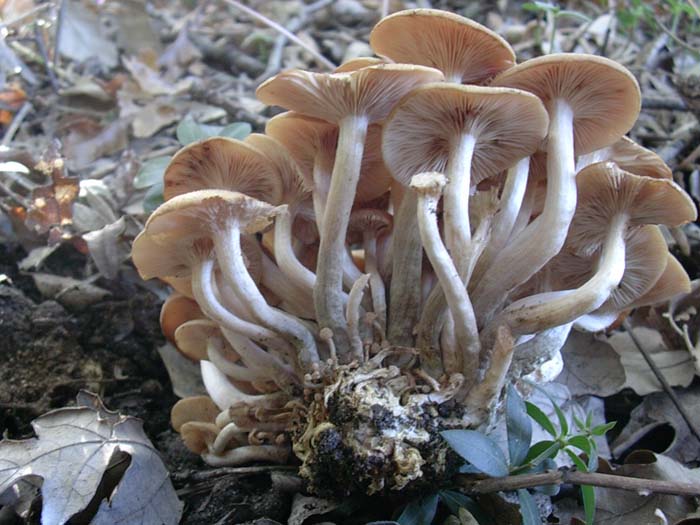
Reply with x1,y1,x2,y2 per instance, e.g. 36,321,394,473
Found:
163,137,283,204
256,64,444,125
568,162,696,255
347,208,393,244
334,57,385,73
370,9,515,84
180,421,220,454
174,319,223,361
160,292,204,344
171,395,220,432
577,136,672,180
492,54,641,155
629,253,691,308
162,275,194,298
382,83,549,186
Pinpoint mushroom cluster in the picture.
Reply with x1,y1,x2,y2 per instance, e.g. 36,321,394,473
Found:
132,9,697,496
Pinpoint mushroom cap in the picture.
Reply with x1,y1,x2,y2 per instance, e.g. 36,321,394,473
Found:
334,57,385,73
180,421,220,454
162,275,194,298
171,395,220,432
174,319,223,361
369,8,515,84
492,54,641,154
383,83,548,186
629,253,691,308
410,171,447,196
244,133,311,208
568,162,697,255
256,64,444,124
577,136,672,180
357,124,393,203
163,137,283,204
160,292,204,344
347,208,393,244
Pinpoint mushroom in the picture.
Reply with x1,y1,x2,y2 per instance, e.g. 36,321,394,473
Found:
160,292,204,345
257,64,443,359
476,54,642,325
576,136,672,180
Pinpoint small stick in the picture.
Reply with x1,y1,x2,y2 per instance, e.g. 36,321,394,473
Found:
642,97,688,112
172,465,297,483
34,25,59,92
53,0,66,69
459,469,700,497
0,2,54,29
1,102,32,147
623,319,700,443
221,0,335,70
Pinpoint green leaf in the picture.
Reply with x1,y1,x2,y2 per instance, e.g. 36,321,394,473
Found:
591,421,615,436
517,489,540,525
438,491,486,523
524,440,560,466
564,449,588,472
177,117,208,145
220,122,252,140
525,402,557,437
506,384,532,467
567,435,591,455
581,484,596,525
134,157,170,189
442,430,509,477
587,438,599,472
573,413,586,432
143,181,164,213
398,494,439,525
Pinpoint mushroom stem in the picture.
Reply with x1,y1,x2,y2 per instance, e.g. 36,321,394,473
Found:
347,273,371,361
473,157,530,280
314,114,369,359
202,445,290,467
363,233,388,333
444,132,476,279
413,173,481,387
210,422,247,455
474,100,576,324
216,224,320,368
260,254,316,319
273,206,316,293
207,338,270,384
492,213,628,336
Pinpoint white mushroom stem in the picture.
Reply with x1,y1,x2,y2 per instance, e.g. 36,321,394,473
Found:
413,173,481,387
474,100,577,324
260,254,316,319
347,273,371,360
210,421,247,455
440,312,459,375
473,157,530,281
216,223,320,368
202,445,290,467
207,338,271,384
444,133,477,279
273,206,316,293
363,233,387,332
491,213,628,336
510,322,572,378
311,154,332,228
314,114,370,359
200,360,289,412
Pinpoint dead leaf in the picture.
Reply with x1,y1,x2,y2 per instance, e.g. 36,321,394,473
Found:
65,118,130,170
0,392,183,525
57,0,118,68
157,342,206,399
288,494,338,525
17,244,60,271
31,273,110,308
123,56,191,96
83,216,128,279
607,328,695,395
131,100,179,138
558,330,626,396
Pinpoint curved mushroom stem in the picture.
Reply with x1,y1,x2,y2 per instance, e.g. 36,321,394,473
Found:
444,133,476,279
273,206,316,294
440,312,459,375
216,223,320,369
314,115,369,360
210,421,247,455
490,213,628,336
362,233,387,333
347,273,371,361
202,445,290,467
473,157,530,281
412,173,481,387
474,100,577,325
260,254,316,319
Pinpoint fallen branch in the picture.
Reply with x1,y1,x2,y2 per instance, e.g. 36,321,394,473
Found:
458,469,700,497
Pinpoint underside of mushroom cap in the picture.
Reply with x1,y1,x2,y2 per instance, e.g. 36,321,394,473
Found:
492,54,641,155
256,64,444,124
174,319,222,361
160,292,204,344
171,395,220,432
577,136,673,179
629,253,691,308
163,137,283,204
568,162,697,254
370,8,515,84
383,83,548,186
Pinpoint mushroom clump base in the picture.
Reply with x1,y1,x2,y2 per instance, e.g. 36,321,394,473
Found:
132,9,697,497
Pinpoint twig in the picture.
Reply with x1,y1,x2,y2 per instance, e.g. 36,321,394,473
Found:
1,102,32,147
53,0,66,69
172,465,297,484
642,97,689,112
0,2,54,29
622,319,700,443
221,0,335,70
459,469,700,497
34,25,59,92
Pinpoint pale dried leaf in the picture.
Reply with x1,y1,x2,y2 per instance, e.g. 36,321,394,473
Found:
157,342,206,399
83,217,128,279
288,494,338,525
65,119,130,170
123,56,190,96
18,244,59,271
0,392,182,525
32,273,110,307
58,0,118,68
558,330,625,396
131,101,179,138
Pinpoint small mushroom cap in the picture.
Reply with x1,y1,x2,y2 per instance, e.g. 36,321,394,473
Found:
174,319,222,361
162,275,194,298
356,124,393,203
180,421,220,454
160,293,204,344
410,171,447,196
629,253,691,308
370,9,515,84
256,64,444,124
171,395,220,432
492,54,641,154
334,57,385,73
383,83,548,186
568,162,697,254
347,208,393,244
163,137,283,204
577,136,673,180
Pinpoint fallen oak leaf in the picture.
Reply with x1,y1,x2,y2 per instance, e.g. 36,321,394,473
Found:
0,392,183,525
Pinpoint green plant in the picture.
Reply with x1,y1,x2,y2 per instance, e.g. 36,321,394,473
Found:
522,1,591,52
133,117,252,212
